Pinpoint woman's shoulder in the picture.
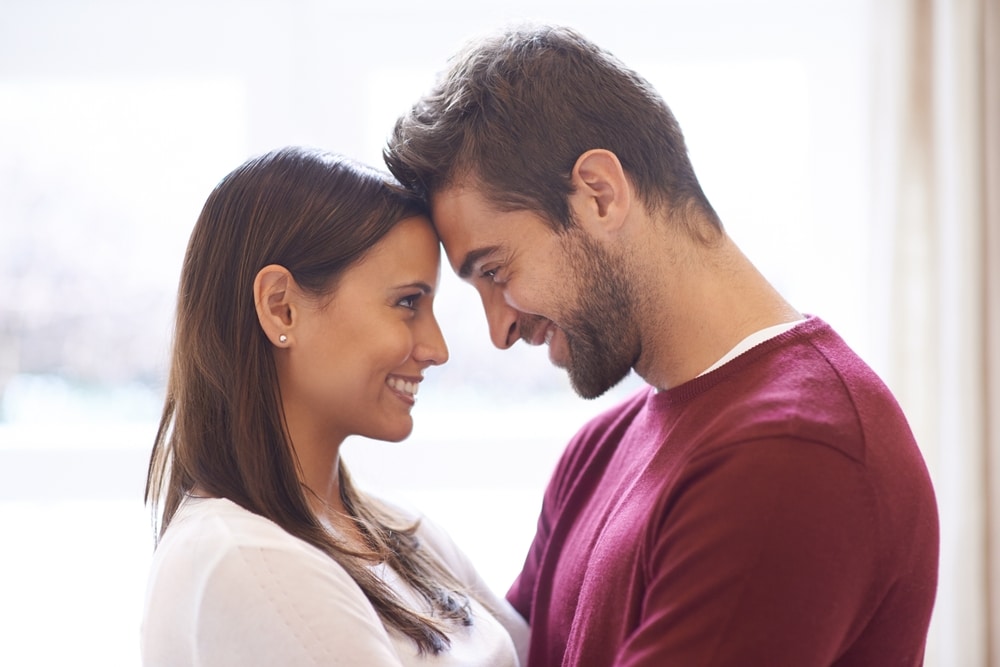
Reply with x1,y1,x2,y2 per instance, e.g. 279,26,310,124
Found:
147,495,379,623
143,496,407,666
162,496,303,551
151,495,349,588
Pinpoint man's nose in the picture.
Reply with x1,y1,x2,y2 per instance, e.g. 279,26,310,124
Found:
483,292,520,350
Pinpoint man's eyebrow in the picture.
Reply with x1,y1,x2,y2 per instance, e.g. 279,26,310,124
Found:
458,246,502,279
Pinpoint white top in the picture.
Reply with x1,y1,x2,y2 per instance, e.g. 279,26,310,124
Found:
140,496,529,667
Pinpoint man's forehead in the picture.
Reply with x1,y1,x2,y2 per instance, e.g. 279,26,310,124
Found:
431,178,491,212
427,186,505,279
429,184,497,244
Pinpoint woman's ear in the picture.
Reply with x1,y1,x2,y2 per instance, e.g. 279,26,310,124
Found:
254,264,295,347
568,149,631,234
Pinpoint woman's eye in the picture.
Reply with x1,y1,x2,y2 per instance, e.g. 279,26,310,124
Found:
397,294,420,309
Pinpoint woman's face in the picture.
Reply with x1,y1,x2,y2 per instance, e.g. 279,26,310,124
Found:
279,215,448,446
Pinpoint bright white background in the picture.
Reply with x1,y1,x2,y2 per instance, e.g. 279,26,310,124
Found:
0,1,901,665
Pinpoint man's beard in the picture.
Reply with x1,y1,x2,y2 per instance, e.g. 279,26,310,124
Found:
558,231,639,399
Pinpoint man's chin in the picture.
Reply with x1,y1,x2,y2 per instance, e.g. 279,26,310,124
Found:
566,365,630,400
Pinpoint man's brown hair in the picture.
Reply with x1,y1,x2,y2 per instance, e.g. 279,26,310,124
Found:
384,23,720,233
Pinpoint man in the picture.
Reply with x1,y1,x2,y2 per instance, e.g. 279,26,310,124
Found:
384,24,938,666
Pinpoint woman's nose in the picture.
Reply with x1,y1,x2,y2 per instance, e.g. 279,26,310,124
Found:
416,314,449,366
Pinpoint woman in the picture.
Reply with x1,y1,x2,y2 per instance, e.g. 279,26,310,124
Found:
141,147,528,666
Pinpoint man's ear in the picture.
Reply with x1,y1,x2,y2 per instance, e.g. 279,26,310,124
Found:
253,264,296,347
568,149,631,234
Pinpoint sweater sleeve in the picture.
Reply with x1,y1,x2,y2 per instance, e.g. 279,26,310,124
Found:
615,437,884,666
193,541,406,667
504,490,553,623
507,393,645,626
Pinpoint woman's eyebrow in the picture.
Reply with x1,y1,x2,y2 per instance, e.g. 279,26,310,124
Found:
393,281,433,293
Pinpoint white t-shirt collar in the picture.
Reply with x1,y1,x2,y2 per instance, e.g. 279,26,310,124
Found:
697,318,807,377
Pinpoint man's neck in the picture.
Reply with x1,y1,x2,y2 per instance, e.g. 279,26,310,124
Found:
632,232,801,390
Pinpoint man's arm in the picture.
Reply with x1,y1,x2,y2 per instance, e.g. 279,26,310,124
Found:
615,438,884,666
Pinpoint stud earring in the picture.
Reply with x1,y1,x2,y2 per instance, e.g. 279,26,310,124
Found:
278,334,288,344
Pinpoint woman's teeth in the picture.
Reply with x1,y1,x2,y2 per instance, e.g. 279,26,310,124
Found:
387,377,418,396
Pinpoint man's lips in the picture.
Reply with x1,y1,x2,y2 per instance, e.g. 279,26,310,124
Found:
520,316,555,346
520,316,569,368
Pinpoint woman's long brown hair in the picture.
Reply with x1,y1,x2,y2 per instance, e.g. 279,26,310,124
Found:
145,147,472,654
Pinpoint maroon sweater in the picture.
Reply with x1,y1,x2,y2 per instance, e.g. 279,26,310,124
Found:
507,317,938,666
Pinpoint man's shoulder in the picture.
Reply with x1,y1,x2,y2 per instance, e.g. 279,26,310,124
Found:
692,318,913,466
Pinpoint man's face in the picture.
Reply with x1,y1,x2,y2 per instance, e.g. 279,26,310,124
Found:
431,183,639,399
